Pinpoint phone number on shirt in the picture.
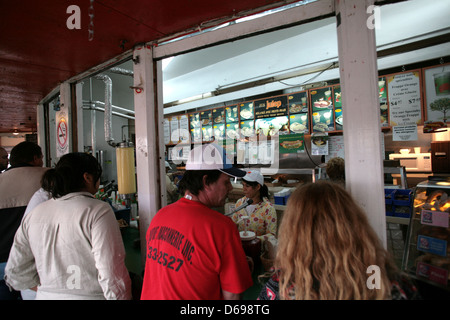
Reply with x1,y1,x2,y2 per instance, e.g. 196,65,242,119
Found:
147,246,184,272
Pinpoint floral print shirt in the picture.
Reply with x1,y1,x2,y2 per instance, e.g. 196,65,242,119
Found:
231,197,277,243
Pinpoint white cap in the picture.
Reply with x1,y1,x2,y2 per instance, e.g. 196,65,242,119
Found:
243,170,264,186
185,143,246,178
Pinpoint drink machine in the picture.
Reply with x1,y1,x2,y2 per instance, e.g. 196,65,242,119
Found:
116,141,136,201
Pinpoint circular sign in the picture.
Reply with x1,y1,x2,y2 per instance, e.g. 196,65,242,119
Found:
57,118,68,148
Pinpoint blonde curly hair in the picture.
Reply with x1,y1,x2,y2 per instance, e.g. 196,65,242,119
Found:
275,181,397,300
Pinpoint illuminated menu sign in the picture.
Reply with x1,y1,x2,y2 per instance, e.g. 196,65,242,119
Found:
254,96,288,119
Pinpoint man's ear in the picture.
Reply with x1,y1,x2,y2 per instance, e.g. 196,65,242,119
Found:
202,175,209,189
83,172,93,185
31,155,41,166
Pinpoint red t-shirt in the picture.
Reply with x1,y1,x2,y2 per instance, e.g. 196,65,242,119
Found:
141,198,253,300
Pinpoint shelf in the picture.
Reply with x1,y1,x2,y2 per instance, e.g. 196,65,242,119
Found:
386,216,410,225
384,166,408,189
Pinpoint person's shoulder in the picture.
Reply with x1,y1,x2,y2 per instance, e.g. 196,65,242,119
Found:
235,196,246,206
262,198,276,209
65,192,111,208
19,166,49,175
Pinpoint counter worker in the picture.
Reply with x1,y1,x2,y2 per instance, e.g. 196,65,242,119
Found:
165,161,178,204
231,170,277,245
141,143,253,300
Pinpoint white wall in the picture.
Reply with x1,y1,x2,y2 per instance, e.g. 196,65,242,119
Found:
81,65,134,183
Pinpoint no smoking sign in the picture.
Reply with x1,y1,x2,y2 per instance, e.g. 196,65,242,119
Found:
57,118,68,148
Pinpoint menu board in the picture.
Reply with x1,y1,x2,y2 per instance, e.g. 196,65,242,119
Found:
178,115,190,143
388,71,422,126
163,118,170,144
310,87,334,133
279,133,305,154
202,126,213,142
199,110,212,127
226,122,239,140
333,85,343,131
225,105,238,123
378,77,389,127
164,65,440,148
254,96,288,119
169,116,179,144
212,108,225,141
424,64,450,124
255,116,289,136
190,112,200,128
288,91,309,134
199,110,213,142
239,102,254,120
289,114,308,133
240,120,254,137
212,124,225,140
288,91,308,114
212,108,225,124
189,112,202,143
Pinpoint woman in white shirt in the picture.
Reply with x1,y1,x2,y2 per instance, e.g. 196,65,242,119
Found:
5,152,131,300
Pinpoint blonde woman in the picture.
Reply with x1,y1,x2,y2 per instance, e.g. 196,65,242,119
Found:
258,181,419,300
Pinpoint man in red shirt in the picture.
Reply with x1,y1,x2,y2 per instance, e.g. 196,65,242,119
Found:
141,143,253,300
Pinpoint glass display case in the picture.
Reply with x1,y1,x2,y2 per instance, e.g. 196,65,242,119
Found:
402,176,450,292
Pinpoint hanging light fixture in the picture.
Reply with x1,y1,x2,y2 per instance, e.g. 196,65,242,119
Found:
12,129,19,136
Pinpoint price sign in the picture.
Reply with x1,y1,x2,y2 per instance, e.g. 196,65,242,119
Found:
388,71,422,126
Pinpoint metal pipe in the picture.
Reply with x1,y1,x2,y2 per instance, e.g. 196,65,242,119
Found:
93,74,116,147
109,67,134,77
89,78,96,155
89,100,135,115
82,105,135,120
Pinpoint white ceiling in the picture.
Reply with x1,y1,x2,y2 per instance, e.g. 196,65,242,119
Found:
160,0,450,114
94,0,450,116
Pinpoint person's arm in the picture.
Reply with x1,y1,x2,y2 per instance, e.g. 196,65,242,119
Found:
222,289,242,300
218,219,253,299
4,215,40,291
91,204,132,300
265,205,277,236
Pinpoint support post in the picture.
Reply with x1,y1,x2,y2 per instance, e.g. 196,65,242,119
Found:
133,44,166,266
335,0,387,247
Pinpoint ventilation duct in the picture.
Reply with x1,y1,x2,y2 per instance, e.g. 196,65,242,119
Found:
94,74,116,147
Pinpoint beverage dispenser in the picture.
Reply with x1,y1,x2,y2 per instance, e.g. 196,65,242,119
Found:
116,141,136,199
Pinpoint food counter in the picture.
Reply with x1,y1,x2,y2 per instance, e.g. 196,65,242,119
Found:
402,176,450,293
